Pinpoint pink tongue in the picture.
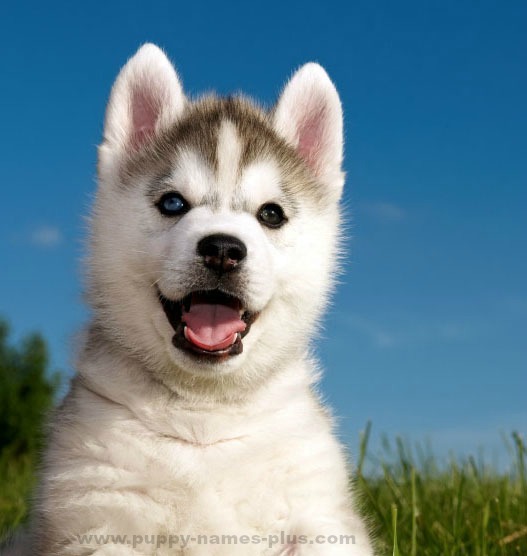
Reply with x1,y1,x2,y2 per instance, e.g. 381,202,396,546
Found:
182,304,246,351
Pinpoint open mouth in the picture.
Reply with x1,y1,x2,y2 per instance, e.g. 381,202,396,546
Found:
159,289,258,359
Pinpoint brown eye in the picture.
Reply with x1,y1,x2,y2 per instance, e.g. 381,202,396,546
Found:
257,203,287,228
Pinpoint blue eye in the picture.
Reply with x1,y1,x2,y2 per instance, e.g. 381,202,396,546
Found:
157,192,190,216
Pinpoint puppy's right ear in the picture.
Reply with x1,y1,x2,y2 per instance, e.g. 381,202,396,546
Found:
101,43,185,154
273,63,344,200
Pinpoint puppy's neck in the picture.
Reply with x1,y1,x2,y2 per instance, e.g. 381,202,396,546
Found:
77,323,317,445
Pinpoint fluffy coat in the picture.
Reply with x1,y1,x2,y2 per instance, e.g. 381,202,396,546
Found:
14,44,374,555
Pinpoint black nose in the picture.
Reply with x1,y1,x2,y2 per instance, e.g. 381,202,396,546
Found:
197,234,247,273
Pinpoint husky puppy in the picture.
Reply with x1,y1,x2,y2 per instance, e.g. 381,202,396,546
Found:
27,44,374,555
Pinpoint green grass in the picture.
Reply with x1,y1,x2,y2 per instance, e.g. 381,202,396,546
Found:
1,426,526,554
0,451,36,539
355,423,527,555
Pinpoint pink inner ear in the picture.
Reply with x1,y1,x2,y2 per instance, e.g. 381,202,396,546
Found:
296,104,327,175
130,87,160,150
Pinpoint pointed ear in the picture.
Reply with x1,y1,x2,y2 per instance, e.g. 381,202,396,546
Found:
102,43,186,152
273,63,344,193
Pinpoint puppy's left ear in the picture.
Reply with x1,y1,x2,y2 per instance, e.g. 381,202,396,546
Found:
273,63,344,199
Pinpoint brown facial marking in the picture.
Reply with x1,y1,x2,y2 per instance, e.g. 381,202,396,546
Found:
118,96,327,207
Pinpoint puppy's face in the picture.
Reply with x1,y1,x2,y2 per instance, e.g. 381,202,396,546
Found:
90,44,344,393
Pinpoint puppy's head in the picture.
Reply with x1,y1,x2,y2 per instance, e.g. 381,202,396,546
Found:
90,44,344,398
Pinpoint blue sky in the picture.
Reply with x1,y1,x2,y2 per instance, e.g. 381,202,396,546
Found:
1,0,525,464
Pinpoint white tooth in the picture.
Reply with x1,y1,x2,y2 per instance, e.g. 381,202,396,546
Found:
183,326,189,340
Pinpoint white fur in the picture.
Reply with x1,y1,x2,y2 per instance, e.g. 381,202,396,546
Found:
20,45,375,555
216,120,243,197
273,63,344,201
99,44,186,183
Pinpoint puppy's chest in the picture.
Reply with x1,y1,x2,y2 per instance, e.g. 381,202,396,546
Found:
129,431,293,535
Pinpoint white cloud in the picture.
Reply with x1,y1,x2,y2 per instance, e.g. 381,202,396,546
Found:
436,322,474,341
362,415,527,473
341,313,483,349
345,315,398,348
503,295,527,315
424,416,527,470
30,225,62,248
360,201,405,222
